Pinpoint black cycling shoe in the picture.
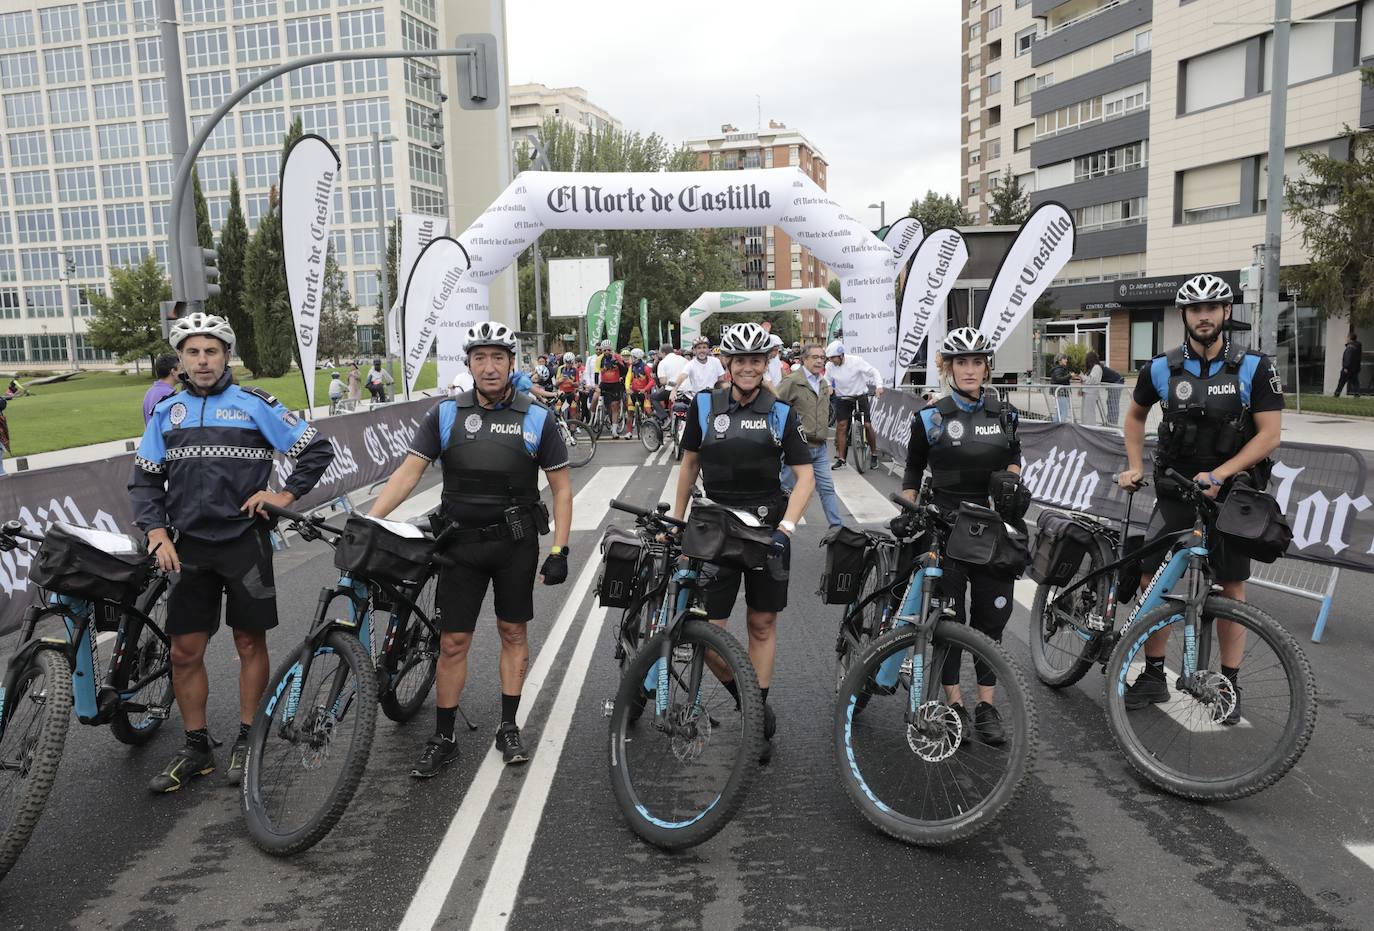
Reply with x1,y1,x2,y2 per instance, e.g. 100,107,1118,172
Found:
974,702,1007,746
495,723,529,765
832,458,846,470
759,704,777,765
411,737,460,778
225,737,249,786
148,745,216,794
1124,673,1170,710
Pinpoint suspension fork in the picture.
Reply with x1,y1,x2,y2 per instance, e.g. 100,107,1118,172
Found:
1181,554,1213,680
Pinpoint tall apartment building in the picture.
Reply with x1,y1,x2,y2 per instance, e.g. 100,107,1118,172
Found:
0,0,462,369
684,121,832,341
508,82,621,148
961,0,1373,392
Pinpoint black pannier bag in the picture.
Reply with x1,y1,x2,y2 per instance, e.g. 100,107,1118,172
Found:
334,515,434,587
945,502,1030,580
1029,511,1096,587
1215,481,1293,563
29,523,151,605
680,506,775,572
598,526,644,608
819,526,871,604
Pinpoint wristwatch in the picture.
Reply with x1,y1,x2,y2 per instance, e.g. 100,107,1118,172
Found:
778,520,797,536
550,545,569,556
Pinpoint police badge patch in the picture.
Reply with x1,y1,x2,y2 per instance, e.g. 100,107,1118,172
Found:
713,414,730,434
282,410,299,427
464,413,483,434
946,420,965,441
168,402,187,426
1175,381,1194,402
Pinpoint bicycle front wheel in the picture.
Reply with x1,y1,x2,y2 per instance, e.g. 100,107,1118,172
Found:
639,417,663,453
1104,596,1316,801
834,622,1036,846
564,421,596,468
242,630,379,856
0,649,73,881
851,423,868,474
608,620,763,850
111,578,173,745
380,573,440,724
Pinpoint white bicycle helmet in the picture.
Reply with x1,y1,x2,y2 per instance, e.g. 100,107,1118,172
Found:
535,364,550,379
767,333,783,350
630,347,644,360
462,320,519,355
825,340,845,358
693,336,711,349
169,312,236,351
1176,273,1234,307
562,352,575,363
720,322,772,356
941,326,994,358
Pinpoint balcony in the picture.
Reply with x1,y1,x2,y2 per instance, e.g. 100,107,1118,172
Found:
1032,0,1151,67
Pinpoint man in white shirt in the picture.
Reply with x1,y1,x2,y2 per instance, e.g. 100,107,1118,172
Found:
765,334,784,388
825,341,883,470
670,337,726,402
653,343,686,420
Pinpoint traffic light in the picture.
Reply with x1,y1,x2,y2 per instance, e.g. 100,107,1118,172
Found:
455,33,499,110
201,248,221,299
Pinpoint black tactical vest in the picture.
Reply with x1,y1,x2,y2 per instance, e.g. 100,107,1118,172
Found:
440,390,541,525
696,387,786,517
1156,342,1255,470
927,393,1014,502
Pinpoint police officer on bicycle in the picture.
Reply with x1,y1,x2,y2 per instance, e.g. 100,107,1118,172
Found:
369,322,573,775
1117,273,1283,721
129,313,335,792
674,322,815,763
899,327,1029,744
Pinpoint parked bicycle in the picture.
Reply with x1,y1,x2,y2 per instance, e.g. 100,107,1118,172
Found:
0,521,171,882
848,395,872,474
241,504,452,856
830,488,1036,846
599,498,764,850
1026,470,1316,800
552,404,596,469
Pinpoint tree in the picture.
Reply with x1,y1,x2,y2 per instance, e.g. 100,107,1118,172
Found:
86,253,171,370
243,186,293,377
217,173,257,373
826,278,841,302
988,168,1030,225
907,190,975,230
318,245,359,363
1285,70,1374,327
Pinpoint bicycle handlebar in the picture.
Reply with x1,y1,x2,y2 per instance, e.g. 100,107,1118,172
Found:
610,498,687,529
1,519,44,544
258,502,345,537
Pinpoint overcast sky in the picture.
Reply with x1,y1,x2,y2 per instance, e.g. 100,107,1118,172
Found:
504,1,961,227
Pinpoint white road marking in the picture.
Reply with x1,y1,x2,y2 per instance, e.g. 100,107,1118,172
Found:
397,549,607,931
831,466,898,525
570,466,638,532
467,603,609,930
1346,844,1374,872
659,465,680,512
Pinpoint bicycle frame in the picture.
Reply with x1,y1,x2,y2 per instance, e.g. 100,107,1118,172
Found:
640,560,706,720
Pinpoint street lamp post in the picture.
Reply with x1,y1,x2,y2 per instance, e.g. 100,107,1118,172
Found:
60,252,79,372
373,130,399,383
868,201,886,229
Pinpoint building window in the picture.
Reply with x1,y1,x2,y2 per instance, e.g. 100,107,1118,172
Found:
85,0,127,38
411,187,444,216
89,39,131,78
192,113,235,151
0,336,22,360
60,206,101,240
1179,161,1242,223
107,242,146,268
1182,42,1247,113
400,14,436,50
345,141,392,181
29,333,69,359
234,0,278,17
0,12,35,50
146,160,172,196
968,117,981,135
41,6,81,44
66,245,102,279
197,155,235,193
345,97,390,137
1015,25,1036,56
3,90,42,128
183,0,226,23
0,51,40,89
409,144,443,187
104,203,146,238
289,62,333,98
285,15,331,56
987,139,1002,161
183,28,228,67
21,248,60,280
9,130,47,166
188,70,232,110
239,65,284,103
97,122,140,159
242,150,280,189
52,125,93,163
240,109,286,148
342,58,387,94
245,192,271,226
75,334,111,361
16,209,56,242
140,77,166,114
101,162,143,198
339,9,385,49
351,229,380,265
57,166,97,201
291,101,338,138
1074,141,1147,181
131,0,156,31
968,52,981,72
1014,75,1035,104
1072,196,1147,233
11,171,49,206
986,72,1001,95
44,45,85,83
143,119,169,155
354,272,379,308
987,5,1002,30
234,22,280,62
93,81,136,119
969,21,982,41
349,186,394,223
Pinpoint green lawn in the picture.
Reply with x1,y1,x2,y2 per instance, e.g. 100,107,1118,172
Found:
3,362,438,458
1283,393,1374,417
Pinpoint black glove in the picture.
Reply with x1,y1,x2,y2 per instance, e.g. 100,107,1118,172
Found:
540,550,568,585
989,469,1031,520
767,530,791,581
888,511,921,539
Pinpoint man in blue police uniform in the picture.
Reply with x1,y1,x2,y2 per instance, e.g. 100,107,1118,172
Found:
130,313,335,792
674,322,815,763
370,321,573,775
1118,273,1284,721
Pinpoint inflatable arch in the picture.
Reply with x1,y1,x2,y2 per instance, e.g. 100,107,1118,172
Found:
404,167,899,391
679,288,840,348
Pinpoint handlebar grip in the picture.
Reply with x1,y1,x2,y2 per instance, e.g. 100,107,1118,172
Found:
889,492,921,514
1163,467,1209,490
1112,472,1152,489
610,498,651,519
258,501,313,524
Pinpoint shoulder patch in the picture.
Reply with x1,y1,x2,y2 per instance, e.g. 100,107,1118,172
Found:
242,385,280,406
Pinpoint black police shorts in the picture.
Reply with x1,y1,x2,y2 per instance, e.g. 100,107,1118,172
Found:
600,382,626,401
701,538,790,618
434,536,540,633
166,527,278,637
1140,491,1251,583
834,394,871,423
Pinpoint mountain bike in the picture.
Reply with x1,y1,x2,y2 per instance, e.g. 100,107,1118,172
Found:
0,521,170,882
832,527,903,702
1026,470,1316,800
241,505,454,856
630,394,663,453
668,395,693,462
833,490,1036,846
847,395,871,474
552,404,596,468
602,498,764,850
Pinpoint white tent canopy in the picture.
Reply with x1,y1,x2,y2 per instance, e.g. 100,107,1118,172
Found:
679,289,840,347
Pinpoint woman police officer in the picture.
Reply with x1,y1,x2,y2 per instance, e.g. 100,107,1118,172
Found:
899,327,1029,744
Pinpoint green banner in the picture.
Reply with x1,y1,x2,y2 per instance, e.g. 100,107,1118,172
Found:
604,279,625,348
586,289,607,345
639,297,649,350
828,311,843,340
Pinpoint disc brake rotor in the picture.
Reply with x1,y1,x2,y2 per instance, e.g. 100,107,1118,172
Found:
906,701,962,762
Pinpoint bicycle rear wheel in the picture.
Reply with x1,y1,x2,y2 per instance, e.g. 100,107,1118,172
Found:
242,630,378,856
0,650,73,881
563,421,596,468
111,578,173,746
1028,540,1110,689
851,420,868,474
639,417,663,453
608,620,763,850
1104,596,1315,801
835,547,892,696
834,622,1036,845
380,572,440,724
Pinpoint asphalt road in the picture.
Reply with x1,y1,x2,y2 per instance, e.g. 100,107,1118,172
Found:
2,435,1372,931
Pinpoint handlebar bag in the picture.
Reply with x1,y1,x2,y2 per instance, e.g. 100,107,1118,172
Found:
946,502,1030,580
681,506,775,573
819,526,872,604
30,523,150,605
597,526,645,608
1215,484,1292,564
334,515,434,587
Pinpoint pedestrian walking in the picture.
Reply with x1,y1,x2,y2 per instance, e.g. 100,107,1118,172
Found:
1335,332,1363,397
143,353,180,424
777,343,844,528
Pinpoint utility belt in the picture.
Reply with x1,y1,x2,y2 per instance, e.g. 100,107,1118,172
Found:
1156,413,1252,463
434,501,550,544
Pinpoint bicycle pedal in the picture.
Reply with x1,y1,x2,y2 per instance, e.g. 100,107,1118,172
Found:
602,698,615,717
146,706,170,720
